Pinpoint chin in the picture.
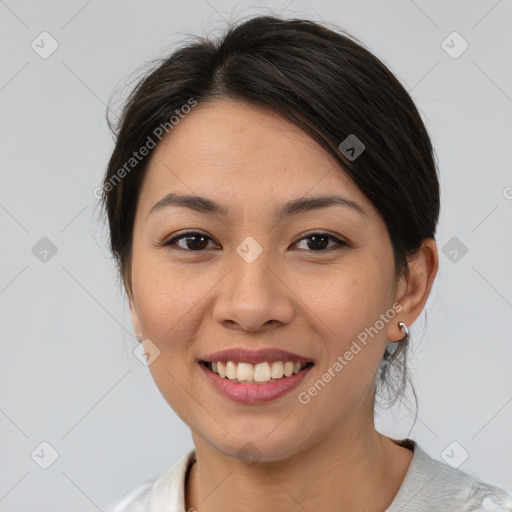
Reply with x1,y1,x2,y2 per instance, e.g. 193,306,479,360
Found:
207,433,305,465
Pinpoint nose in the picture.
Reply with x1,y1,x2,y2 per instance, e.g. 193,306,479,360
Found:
212,247,294,333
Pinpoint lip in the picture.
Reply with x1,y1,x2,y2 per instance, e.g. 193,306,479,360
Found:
199,361,314,404
201,348,314,364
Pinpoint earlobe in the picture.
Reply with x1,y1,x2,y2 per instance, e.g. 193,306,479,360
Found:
395,321,410,344
389,238,439,342
387,314,410,343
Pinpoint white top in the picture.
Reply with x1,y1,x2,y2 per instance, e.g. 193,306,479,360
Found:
103,439,512,511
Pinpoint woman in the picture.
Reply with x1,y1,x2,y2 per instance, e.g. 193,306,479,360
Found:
101,15,511,512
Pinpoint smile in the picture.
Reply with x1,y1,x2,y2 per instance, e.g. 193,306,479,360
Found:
199,360,315,404
201,360,314,384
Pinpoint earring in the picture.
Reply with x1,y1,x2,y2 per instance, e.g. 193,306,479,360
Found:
397,322,410,343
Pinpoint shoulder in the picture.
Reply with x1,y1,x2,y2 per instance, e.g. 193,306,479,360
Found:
387,440,512,512
102,449,196,512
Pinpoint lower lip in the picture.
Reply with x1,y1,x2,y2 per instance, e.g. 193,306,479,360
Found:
199,363,313,404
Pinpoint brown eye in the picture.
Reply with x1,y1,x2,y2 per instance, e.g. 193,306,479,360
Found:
162,232,217,252
294,232,347,252
161,231,347,253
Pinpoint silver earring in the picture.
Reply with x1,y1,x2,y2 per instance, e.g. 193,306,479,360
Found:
397,322,410,343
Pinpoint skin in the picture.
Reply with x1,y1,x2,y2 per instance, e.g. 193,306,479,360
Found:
127,99,439,512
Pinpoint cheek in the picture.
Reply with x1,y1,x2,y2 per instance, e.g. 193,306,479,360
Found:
306,260,392,389
306,260,391,334
131,258,203,351
132,263,206,421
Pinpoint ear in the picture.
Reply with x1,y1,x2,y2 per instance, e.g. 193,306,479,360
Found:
388,238,439,342
127,288,143,343
123,262,143,342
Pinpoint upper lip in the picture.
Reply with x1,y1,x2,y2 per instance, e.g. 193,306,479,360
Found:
201,348,314,364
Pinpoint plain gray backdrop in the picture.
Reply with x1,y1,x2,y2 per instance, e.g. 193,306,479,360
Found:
1,0,511,510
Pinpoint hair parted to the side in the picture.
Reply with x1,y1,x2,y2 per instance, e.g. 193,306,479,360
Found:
100,15,440,412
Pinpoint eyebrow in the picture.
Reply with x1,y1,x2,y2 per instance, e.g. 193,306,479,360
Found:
148,192,367,220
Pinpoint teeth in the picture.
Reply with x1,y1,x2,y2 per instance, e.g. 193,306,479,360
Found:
254,362,271,382
271,361,284,379
207,360,310,383
226,361,237,380
237,362,254,381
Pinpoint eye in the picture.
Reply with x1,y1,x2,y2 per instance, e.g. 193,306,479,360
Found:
161,231,219,252
293,232,347,252
161,231,347,253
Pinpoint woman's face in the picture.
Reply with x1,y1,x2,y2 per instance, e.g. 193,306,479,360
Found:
128,99,406,461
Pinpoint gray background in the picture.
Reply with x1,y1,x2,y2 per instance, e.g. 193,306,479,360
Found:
1,0,511,510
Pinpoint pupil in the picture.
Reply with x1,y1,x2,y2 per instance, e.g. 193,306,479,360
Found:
187,235,208,250
308,235,328,250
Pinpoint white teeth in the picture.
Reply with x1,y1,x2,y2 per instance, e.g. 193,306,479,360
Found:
237,362,254,381
253,362,271,382
271,361,284,379
207,360,311,383
283,362,294,377
226,361,237,380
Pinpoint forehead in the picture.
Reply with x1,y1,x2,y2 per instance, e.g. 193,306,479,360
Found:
138,99,375,219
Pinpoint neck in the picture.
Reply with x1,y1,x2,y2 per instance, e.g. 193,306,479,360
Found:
185,417,413,512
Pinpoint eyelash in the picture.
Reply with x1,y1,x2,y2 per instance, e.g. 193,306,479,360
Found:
160,231,348,254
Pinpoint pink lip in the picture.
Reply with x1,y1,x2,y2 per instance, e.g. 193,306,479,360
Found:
199,362,314,404
201,348,313,364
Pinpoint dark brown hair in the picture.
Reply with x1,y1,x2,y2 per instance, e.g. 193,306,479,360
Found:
100,15,440,407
